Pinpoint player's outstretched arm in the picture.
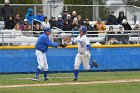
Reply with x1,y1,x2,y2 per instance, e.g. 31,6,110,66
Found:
44,37,59,48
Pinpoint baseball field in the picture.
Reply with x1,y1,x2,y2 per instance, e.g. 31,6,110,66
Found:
0,71,140,93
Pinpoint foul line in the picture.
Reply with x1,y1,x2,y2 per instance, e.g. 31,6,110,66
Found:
0,79,140,88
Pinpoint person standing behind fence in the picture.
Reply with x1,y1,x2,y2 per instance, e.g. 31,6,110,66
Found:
25,8,35,25
1,0,14,29
117,11,127,25
106,10,117,25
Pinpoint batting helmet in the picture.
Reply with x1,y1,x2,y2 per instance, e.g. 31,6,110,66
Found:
79,26,87,33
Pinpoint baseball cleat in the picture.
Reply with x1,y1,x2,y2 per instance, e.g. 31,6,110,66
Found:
73,78,78,81
44,78,49,81
92,60,98,68
32,77,40,81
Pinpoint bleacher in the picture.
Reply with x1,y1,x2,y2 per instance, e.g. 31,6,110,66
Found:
0,19,140,46
0,29,140,46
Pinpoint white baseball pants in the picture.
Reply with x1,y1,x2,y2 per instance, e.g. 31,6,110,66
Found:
35,50,48,71
74,52,91,70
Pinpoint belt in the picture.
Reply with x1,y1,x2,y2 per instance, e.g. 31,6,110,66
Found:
36,49,45,53
79,52,85,55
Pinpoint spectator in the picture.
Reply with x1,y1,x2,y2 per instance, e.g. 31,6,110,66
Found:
106,10,117,25
33,23,42,31
71,11,77,20
71,18,79,35
71,17,79,29
25,8,35,25
21,19,31,31
91,24,98,37
35,10,44,22
122,19,132,32
1,0,14,29
132,21,140,37
62,10,68,20
14,14,22,25
95,18,106,33
77,15,84,26
62,20,71,31
49,16,57,28
106,26,119,44
133,21,140,30
67,14,72,25
33,23,42,37
116,25,131,44
57,15,64,29
117,25,125,34
41,16,50,29
5,16,15,29
117,11,127,24
84,18,92,30
13,23,21,30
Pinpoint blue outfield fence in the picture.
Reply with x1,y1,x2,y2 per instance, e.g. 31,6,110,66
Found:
0,47,140,73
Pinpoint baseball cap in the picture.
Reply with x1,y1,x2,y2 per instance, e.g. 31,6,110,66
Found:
58,15,62,18
79,26,87,32
24,19,28,22
67,14,71,17
44,27,51,32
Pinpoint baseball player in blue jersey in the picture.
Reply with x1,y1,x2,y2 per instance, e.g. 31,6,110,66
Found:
33,27,62,81
72,26,98,81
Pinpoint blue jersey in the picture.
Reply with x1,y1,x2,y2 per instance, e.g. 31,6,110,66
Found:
35,15,44,22
35,33,59,53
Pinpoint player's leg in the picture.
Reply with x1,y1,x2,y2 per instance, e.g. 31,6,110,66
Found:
82,53,98,70
73,53,82,81
82,53,91,70
33,50,45,80
43,53,48,81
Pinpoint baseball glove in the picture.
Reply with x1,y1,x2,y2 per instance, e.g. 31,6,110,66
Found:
92,60,98,68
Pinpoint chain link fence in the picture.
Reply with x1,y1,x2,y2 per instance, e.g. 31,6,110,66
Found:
0,4,138,21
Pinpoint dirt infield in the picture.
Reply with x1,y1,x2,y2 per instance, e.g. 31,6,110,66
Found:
0,79,140,88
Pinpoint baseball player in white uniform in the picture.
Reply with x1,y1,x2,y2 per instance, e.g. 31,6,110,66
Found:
72,26,98,81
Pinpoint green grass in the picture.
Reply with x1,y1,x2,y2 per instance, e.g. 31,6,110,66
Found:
0,71,140,93
0,71,140,85
0,83,140,93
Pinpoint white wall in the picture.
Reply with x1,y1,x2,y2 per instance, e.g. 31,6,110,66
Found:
42,0,64,19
